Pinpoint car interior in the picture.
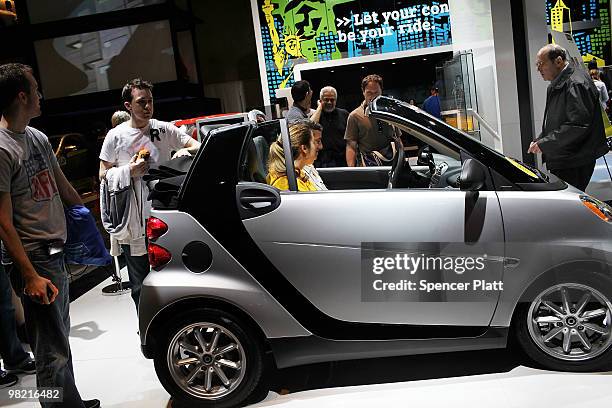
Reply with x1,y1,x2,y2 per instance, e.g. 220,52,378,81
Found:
239,119,464,191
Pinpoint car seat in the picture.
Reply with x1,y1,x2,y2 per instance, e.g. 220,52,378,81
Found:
243,136,269,184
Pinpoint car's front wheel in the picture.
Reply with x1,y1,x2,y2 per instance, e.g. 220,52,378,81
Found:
515,280,612,371
153,308,264,408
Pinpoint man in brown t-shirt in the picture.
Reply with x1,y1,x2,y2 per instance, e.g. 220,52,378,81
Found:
344,74,399,166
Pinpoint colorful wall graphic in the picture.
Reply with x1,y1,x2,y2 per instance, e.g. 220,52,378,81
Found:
546,0,611,66
255,0,452,102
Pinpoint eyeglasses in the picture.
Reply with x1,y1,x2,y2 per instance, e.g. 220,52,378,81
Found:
535,60,546,68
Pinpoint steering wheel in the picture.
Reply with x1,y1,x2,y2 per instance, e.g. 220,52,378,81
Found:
388,137,405,188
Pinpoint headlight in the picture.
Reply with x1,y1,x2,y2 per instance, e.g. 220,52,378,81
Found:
580,195,612,223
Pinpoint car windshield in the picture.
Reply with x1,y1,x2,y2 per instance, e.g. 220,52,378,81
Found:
372,97,551,185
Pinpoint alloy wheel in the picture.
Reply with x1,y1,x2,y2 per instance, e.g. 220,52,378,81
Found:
167,322,246,400
528,283,612,361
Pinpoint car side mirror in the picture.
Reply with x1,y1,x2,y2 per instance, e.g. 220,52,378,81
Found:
459,158,487,191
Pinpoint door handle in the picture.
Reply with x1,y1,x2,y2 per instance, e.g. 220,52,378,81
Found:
240,196,275,204
236,183,281,219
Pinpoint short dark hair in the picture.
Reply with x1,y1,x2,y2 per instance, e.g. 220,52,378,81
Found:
361,74,383,92
0,63,33,115
121,78,153,104
542,44,567,62
291,80,311,103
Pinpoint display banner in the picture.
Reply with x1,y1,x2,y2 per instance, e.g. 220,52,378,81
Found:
252,0,452,102
546,0,611,66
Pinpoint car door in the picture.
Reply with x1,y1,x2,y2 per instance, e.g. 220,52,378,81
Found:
239,121,505,328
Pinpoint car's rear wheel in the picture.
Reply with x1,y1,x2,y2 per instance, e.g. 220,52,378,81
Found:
515,280,612,371
153,308,264,408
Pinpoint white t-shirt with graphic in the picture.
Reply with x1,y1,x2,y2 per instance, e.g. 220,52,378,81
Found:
99,118,192,167
99,119,192,252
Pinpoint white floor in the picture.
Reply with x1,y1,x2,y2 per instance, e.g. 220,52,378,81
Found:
3,273,612,408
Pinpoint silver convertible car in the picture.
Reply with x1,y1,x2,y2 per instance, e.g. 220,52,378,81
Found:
139,96,612,408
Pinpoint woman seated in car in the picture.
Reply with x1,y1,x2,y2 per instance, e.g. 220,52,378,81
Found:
267,120,323,191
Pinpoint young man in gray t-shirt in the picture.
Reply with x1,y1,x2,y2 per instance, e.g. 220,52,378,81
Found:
0,63,100,407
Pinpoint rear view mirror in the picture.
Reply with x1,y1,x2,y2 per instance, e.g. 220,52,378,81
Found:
459,159,487,191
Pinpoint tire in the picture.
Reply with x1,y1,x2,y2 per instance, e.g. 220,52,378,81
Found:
514,277,612,372
153,308,264,408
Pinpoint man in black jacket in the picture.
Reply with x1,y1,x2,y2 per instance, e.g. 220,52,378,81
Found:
528,44,608,191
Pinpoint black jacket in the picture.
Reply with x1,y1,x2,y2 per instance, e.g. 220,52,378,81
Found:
537,64,608,169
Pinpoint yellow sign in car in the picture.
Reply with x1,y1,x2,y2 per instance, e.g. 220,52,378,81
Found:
506,157,538,179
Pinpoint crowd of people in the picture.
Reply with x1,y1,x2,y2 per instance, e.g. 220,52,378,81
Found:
0,42,609,407
0,64,200,407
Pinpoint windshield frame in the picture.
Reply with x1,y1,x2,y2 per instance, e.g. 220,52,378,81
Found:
369,96,554,186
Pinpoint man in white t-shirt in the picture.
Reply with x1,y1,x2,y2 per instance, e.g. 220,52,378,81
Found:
98,78,200,312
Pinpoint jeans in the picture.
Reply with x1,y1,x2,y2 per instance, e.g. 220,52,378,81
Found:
0,263,30,368
121,245,150,312
7,249,85,408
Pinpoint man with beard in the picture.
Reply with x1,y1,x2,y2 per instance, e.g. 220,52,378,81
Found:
311,86,348,167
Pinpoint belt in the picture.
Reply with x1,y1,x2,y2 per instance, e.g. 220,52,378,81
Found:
1,241,64,264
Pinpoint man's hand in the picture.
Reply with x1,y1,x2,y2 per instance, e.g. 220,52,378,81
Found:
171,148,192,159
129,154,149,177
528,141,542,154
24,274,58,305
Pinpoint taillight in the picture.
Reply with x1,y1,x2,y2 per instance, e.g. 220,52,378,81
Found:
147,217,168,241
148,243,171,270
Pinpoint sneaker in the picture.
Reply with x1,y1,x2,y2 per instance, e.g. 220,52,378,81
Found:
83,399,101,408
5,358,36,375
0,370,18,388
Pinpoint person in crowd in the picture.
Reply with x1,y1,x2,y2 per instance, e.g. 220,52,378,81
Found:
0,63,100,407
590,69,609,111
267,120,323,191
345,74,400,167
248,109,267,123
409,99,416,106
286,80,314,123
99,78,200,313
528,44,608,191
111,110,130,128
0,256,36,389
422,86,442,119
310,86,348,167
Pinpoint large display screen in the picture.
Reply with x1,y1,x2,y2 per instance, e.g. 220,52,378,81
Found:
34,20,177,99
253,0,452,102
546,0,611,65
26,0,165,24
